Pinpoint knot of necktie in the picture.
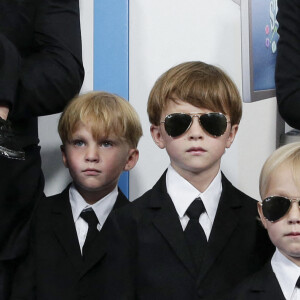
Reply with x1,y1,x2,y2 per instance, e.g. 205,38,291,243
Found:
80,208,98,228
186,198,206,220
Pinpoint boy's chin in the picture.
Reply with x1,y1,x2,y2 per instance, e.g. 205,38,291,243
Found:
289,250,300,258
283,248,300,265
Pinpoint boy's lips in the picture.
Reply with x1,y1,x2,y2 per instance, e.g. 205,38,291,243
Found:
82,168,101,175
187,147,206,153
285,232,300,237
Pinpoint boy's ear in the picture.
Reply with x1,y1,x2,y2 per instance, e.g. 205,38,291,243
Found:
150,125,166,149
124,149,139,171
257,202,268,229
60,145,69,168
225,124,239,149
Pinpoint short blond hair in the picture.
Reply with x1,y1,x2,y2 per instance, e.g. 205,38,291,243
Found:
147,61,242,126
259,142,300,198
58,91,143,148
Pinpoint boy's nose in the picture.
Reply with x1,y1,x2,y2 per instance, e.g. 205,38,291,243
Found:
187,116,204,140
287,202,300,224
85,145,100,162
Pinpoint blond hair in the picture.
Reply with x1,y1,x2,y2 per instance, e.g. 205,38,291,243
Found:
58,91,143,148
259,142,300,198
147,61,242,126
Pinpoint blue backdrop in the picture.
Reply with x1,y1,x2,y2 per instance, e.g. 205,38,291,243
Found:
94,0,130,197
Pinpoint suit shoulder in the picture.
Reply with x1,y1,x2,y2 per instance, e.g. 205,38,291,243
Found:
133,188,155,206
234,185,257,205
110,187,155,223
36,194,56,210
223,174,258,207
45,192,64,201
116,188,152,211
35,190,67,217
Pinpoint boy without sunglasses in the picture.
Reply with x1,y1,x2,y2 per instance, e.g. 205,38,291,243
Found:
11,92,142,300
232,142,300,300
104,61,274,300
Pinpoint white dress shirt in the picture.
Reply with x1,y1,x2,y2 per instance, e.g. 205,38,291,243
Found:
69,183,118,253
166,165,222,240
272,248,300,300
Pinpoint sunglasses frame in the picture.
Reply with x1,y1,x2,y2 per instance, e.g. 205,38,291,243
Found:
259,195,300,222
160,112,230,138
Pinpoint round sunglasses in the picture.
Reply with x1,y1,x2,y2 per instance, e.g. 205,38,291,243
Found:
160,112,230,138
260,196,300,222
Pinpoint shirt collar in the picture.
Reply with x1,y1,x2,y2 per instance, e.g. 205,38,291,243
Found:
271,248,300,299
166,165,222,223
69,183,118,226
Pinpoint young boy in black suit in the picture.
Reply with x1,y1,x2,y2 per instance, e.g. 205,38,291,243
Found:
232,142,300,300
11,91,142,300
104,61,274,299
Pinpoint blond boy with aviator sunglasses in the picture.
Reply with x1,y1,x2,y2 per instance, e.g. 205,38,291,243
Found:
233,142,300,299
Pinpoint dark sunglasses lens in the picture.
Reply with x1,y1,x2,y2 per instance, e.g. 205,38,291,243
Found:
164,114,192,137
200,113,227,136
262,196,291,222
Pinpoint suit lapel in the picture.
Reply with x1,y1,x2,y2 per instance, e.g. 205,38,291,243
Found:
151,172,197,278
80,189,129,277
51,186,83,272
196,174,240,284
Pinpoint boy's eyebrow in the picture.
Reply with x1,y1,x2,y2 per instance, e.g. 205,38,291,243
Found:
99,135,125,143
68,133,89,143
69,133,86,140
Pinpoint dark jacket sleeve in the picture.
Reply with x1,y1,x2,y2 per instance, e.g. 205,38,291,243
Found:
10,252,36,300
9,202,42,300
10,0,84,120
275,0,300,129
0,34,21,108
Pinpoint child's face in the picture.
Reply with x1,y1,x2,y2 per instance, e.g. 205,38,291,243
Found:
258,163,300,265
61,123,138,204
150,99,238,185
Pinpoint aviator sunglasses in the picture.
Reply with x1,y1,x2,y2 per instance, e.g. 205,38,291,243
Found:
160,112,230,138
259,196,300,222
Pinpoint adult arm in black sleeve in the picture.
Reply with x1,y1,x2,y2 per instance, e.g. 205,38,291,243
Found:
10,0,84,120
0,34,21,111
275,0,300,130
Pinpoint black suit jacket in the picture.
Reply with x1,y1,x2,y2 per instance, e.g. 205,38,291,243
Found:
104,171,274,300
0,0,84,260
11,186,129,300
275,0,300,130
230,262,285,300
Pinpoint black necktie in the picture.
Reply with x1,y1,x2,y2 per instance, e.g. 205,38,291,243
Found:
80,208,99,258
184,198,207,271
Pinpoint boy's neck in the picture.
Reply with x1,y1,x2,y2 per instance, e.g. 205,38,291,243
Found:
74,183,117,205
171,164,220,193
274,248,300,268
285,253,300,268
